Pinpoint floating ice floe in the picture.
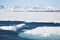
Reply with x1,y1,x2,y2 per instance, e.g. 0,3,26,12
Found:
18,26,60,39
0,23,25,31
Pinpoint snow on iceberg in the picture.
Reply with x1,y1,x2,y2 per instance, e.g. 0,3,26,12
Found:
18,27,60,39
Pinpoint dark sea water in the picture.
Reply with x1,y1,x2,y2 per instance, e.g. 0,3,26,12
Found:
0,21,60,40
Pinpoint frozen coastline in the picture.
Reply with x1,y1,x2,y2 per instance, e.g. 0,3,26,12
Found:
0,9,60,40
0,10,60,23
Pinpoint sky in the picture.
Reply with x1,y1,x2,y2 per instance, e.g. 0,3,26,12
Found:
0,0,60,9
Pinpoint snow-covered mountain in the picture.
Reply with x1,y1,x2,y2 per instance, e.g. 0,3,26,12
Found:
0,5,57,10
0,5,60,12
13,6,22,9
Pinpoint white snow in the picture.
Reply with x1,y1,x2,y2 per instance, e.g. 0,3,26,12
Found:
0,26,16,31
0,23,25,31
24,27,60,37
0,11,60,23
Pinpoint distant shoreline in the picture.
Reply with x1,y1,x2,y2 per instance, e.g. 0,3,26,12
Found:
13,10,60,12
0,9,60,12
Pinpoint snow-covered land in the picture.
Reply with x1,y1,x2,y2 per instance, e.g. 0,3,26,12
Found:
0,5,60,39
0,11,60,23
